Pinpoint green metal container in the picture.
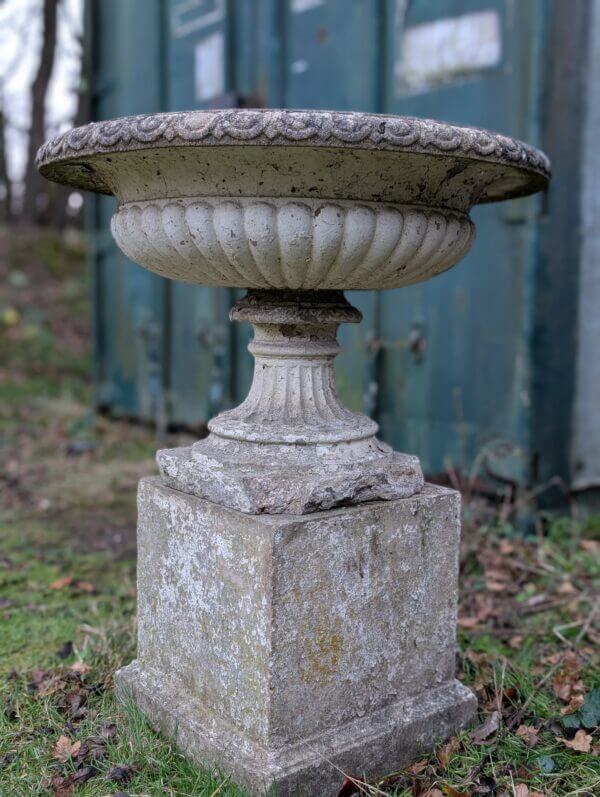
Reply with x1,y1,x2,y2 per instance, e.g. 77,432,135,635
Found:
89,0,589,497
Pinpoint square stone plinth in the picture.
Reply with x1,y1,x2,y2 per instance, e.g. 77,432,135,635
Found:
116,477,476,796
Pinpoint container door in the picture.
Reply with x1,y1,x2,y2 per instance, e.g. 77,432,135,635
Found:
91,0,169,425
165,0,234,425
378,0,545,481
227,0,384,416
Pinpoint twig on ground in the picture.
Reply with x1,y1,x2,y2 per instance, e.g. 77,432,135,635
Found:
507,598,599,731
506,657,564,731
209,777,231,797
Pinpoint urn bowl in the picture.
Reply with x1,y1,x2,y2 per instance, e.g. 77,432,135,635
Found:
36,109,550,291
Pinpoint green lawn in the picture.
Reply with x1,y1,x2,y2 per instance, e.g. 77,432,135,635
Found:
1,229,598,796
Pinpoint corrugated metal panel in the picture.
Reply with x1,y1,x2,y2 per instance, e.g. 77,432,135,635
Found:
91,0,169,424
531,0,589,501
377,0,546,482
165,0,234,425
571,0,600,490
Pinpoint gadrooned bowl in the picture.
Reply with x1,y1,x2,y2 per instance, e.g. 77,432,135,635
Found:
37,109,550,291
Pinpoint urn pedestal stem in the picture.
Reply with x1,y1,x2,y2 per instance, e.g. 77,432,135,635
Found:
207,289,376,446
158,289,423,515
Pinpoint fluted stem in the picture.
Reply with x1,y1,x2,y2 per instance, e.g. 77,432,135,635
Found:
208,290,378,445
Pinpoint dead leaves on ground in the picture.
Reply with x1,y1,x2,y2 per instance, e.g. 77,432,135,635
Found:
470,711,500,744
23,663,127,795
559,729,593,753
380,647,599,796
514,786,545,797
49,576,97,594
52,735,79,763
457,532,597,645
437,737,459,768
516,724,540,747
551,651,585,703
44,723,125,796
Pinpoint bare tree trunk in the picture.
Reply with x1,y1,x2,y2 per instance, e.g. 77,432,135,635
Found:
22,0,59,226
0,100,12,224
49,33,89,229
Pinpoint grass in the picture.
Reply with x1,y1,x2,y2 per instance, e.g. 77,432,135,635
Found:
1,228,599,796
0,517,242,797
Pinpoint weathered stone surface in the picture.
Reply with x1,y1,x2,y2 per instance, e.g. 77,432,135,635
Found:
36,110,549,514
117,663,475,797
158,441,423,516
39,108,548,794
108,197,475,290
158,290,424,514
115,477,476,795
37,109,550,206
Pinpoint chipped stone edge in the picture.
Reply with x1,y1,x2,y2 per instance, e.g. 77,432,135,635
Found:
115,660,477,797
157,445,425,515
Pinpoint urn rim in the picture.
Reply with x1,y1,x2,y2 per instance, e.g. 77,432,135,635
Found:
36,108,550,204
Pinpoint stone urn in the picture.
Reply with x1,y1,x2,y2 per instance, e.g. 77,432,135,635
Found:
38,109,550,796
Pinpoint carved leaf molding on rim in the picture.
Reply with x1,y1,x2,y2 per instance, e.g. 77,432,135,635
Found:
36,109,551,177
110,198,475,291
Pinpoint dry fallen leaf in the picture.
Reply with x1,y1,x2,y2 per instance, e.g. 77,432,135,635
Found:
470,711,500,743
438,736,459,768
560,730,592,753
52,735,73,762
69,661,90,675
514,785,529,797
46,773,73,797
424,790,444,797
557,580,576,595
36,675,67,697
106,763,136,784
563,650,582,673
552,653,584,702
542,652,562,666
552,678,572,702
75,580,96,593
485,579,507,593
49,577,73,590
579,539,599,553
560,694,585,716
406,759,428,775
466,650,489,666
516,724,539,747
457,616,479,629
508,634,523,649
71,764,97,785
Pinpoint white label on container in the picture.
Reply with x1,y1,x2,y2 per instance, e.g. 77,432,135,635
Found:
172,0,225,38
291,0,325,13
396,10,502,95
194,32,225,101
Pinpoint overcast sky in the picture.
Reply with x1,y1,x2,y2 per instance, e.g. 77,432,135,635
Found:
0,0,82,184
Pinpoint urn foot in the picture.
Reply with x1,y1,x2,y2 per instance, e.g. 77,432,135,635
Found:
160,289,424,514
